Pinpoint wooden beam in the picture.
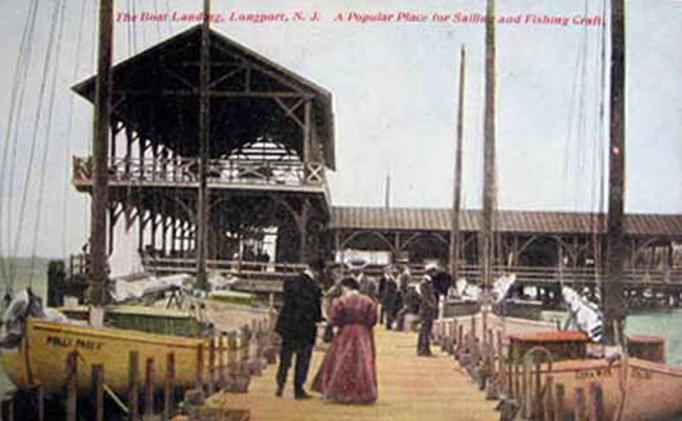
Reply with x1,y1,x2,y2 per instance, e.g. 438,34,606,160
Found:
603,0,626,345
450,46,466,280
87,0,114,305
196,0,211,288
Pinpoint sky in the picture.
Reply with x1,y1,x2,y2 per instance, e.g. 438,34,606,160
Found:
0,0,680,259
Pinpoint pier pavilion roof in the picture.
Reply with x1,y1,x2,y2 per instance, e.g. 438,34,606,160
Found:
73,25,336,169
330,207,682,237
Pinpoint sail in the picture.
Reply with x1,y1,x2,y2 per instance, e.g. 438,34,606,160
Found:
493,274,516,303
561,286,603,342
108,221,145,279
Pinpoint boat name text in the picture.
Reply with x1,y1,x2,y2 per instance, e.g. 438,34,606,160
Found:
46,336,104,351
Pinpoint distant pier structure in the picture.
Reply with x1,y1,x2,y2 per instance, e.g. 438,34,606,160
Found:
331,207,682,308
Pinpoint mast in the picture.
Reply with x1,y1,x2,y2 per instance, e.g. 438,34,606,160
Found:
449,46,466,281
480,0,497,337
603,0,626,345
384,173,391,208
196,0,211,290
87,0,114,306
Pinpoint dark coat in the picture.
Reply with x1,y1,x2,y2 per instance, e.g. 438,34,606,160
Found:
419,278,437,318
432,271,452,298
381,278,400,313
275,273,322,346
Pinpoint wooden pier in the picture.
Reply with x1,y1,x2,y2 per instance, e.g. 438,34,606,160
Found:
197,328,498,420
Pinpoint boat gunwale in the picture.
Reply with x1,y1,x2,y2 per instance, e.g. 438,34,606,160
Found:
29,319,206,349
543,357,682,376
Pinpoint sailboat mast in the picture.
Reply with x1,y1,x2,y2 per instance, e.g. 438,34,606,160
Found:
384,174,391,208
87,0,114,305
481,0,497,337
449,46,466,281
196,0,211,290
603,0,626,345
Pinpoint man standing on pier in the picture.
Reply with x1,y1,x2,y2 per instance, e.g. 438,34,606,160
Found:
275,260,323,399
417,264,438,356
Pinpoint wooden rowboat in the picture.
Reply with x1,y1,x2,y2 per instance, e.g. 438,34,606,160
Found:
543,357,682,420
1,317,206,395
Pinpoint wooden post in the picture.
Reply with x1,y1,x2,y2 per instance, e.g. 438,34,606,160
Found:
480,0,497,342
2,398,14,421
450,46,466,281
196,343,204,390
554,383,565,421
603,0,627,346
507,360,513,398
575,386,586,421
228,331,238,390
65,351,78,421
218,332,227,387
457,324,464,351
543,375,554,421
163,353,175,421
514,363,521,402
36,385,45,421
521,364,529,418
208,337,217,394
87,0,114,305
144,358,155,418
92,364,105,421
534,359,542,418
589,382,605,421
128,351,139,421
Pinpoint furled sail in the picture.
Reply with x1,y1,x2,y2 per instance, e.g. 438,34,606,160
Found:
561,286,604,342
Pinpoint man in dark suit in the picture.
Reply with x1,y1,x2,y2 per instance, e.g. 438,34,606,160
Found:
275,262,323,399
418,264,438,356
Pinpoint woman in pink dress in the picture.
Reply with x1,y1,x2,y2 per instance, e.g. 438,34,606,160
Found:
316,277,378,404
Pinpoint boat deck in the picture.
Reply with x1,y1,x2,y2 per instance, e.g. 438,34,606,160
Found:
199,328,498,420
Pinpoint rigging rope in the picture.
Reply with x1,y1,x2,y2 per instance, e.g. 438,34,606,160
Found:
9,0,64,293
60,0,89,258
0,0,41,290
29,0,68,288
592,0,609,287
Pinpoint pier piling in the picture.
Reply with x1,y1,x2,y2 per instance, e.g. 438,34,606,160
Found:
163,352,175,420
128,351,139,421
144,358,155,417
91,364,104,421
65,351,78,421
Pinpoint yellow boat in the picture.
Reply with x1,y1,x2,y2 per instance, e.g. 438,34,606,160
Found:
1,316,206,395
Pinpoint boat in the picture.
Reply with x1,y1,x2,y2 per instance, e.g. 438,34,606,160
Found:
1,318,206,395
502,0,682,418
0,0,228,399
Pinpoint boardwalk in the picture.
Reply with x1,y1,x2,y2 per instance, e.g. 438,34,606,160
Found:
203,328,498,420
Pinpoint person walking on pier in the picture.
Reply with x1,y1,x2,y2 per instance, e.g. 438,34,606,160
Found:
417,264,438,356
314,277,378,404
381,267,401,330
275,261,323,399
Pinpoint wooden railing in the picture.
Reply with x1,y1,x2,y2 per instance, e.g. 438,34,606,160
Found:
141,256,307,278
67,252,682,286
328,262,682,285
73,156,328,189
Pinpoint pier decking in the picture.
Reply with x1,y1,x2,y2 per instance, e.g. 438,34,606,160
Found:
199,328,498,420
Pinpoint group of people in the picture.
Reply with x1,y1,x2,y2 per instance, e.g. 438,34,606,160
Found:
274,260,452,404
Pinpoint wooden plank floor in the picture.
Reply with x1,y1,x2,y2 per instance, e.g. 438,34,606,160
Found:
203,328,499,420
